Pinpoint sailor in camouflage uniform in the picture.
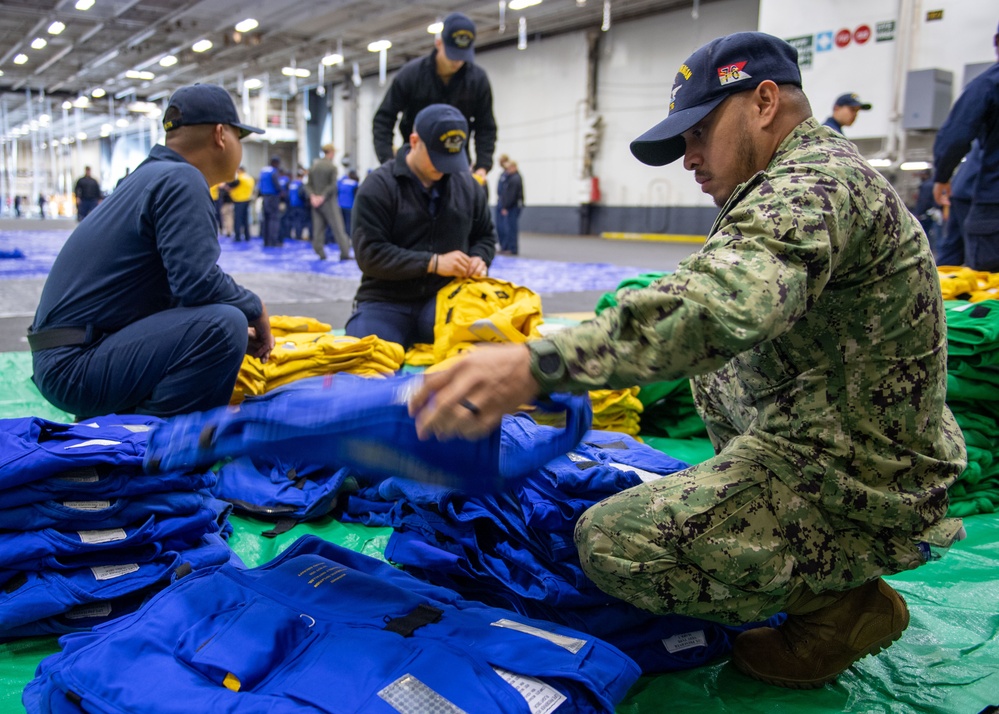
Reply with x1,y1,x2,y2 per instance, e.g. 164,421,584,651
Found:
410,32,966,689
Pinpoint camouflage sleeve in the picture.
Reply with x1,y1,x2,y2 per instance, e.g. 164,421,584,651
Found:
529,170,854,393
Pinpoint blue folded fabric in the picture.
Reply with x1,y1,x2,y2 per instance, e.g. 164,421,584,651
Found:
145,374,592,494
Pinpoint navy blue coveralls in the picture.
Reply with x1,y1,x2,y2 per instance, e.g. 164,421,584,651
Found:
29,145,263,419
934,62,999,271
258,164,282,247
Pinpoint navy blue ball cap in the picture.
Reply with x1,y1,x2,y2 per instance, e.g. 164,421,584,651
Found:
834,92,872,110
631,32,802,167
414,104,470,174
442,12,476,62
163,84,264,139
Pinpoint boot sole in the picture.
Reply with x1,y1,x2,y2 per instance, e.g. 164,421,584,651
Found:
733,598,909,691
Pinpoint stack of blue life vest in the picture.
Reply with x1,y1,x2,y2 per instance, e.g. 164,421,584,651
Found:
0,415,236,640
340,429,783,674
25,535,641,713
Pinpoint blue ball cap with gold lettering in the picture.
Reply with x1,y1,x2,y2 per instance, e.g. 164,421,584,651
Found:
414,104,469,174
163,84,264,139
834,92,872,110
631,32,802,166
442,12,476,62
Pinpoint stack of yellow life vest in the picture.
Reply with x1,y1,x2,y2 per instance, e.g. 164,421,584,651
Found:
938,267,999,302
232,316,404,403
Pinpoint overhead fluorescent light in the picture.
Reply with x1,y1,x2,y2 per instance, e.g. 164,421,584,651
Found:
159,55,178,67
367,39,392,52
127,101,159,114
192,39,213,53
125,70,155,80
75,0,95,9
91,87,106,98
101,123,113,133
243,78,263,89
62,100,73,109
39,114,51,123
77,131,87,140
868,158,892,167
48,21,66,35
322,53,343,66
116,118,130,128
31,38,48,50
428,22,443,34
900,161,931,171
281,67,310,78
235,18,258,33
73,96,90,107
0,70,4,77
509,0,542,9
14,54,28,65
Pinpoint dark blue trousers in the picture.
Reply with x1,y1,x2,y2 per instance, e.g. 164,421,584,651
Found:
232,202,251,241
32,304,248,419
260,194,282,247
344,298,437,349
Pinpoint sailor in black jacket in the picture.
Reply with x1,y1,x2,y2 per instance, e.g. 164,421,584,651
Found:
372,13,496,177
347,104,496,349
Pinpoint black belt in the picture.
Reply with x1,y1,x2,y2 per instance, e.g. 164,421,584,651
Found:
26,326,93,351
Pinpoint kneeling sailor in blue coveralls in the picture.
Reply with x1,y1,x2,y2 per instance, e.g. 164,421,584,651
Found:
28,84,274,419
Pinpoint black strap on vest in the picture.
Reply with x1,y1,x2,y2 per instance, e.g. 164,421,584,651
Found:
261,517,299,539
382,603,444,637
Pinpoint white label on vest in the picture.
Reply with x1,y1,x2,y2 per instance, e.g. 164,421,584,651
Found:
662,630,708,653
491,619,585,653
493,667,567,714
377,673,467,714
77,528,127,544
608,461,663,483
65,603,114,620
566,452,588,463
90,563,139,581
65,439,122,449
61,500,112,511
121,424,152,433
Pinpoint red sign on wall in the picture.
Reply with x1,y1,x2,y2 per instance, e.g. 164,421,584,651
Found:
835,28,852,47
854,25,871,44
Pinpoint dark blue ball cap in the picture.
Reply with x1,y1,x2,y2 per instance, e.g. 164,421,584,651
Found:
442,12,476,62
163,84,264,139
631,32,802,167
414,104,469,174
834,92,872,110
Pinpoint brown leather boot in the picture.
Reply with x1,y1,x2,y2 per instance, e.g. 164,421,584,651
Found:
731,578,910,689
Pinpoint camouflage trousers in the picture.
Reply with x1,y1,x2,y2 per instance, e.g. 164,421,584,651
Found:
574,368,810,626
574,454,804,626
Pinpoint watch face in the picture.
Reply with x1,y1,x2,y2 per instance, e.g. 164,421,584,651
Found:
539,352,561,375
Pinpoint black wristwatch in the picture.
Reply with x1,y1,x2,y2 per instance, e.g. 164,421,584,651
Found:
528,340,566,387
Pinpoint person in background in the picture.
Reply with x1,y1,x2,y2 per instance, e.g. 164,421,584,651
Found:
912,169,942,254
13,195,22,218
218,182,235,239
29,83,273,419
496,160,524,256
372,12,496,182
287,169,311,241
933,21,999,271
347,104,495,349
257,156,283,247
229,166,255,242
306,143,352,261
337,169,360,236
410,33,965,690
38,193,48,220
494,154,511,251
821,93,871,135
74,166,102,221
